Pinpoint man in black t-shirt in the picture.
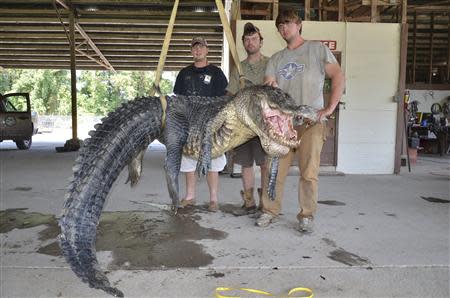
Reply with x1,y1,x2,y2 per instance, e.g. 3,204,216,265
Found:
173,36,228,212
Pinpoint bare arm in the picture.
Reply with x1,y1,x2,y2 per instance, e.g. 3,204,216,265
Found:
319,63,345,121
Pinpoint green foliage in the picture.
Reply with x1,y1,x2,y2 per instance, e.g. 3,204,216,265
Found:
0,69,174,116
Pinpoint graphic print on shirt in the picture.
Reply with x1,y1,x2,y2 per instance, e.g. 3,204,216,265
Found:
278,62,305,80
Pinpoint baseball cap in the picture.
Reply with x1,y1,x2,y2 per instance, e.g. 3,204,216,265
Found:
242,22,263,40
191,37,208,47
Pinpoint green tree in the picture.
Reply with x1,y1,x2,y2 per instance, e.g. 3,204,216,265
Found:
0,69,175,116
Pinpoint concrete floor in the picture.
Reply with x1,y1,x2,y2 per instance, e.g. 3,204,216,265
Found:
1,131,449,298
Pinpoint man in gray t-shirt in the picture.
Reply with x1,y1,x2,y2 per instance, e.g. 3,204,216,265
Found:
257,9,345,233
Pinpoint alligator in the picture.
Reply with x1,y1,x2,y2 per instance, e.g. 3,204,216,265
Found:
58,85,319,297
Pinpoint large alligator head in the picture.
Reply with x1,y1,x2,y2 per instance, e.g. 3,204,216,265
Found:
233,85,319,157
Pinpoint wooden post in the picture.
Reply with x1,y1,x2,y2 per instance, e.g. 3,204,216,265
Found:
273,0,279,20
69,8,78,142
447,14,450,82
318,0,322,21
401,0,407,24
428,12,434,84
412,11,417,83
394,23,409,174
371,0,378,23
338,0,344,22
304,0,310,21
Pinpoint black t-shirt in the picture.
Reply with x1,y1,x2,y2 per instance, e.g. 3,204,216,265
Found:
173,64,228,97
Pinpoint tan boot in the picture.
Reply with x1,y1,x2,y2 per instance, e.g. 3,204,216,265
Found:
232,188,257,216
248,188,264,218
257,188,263,210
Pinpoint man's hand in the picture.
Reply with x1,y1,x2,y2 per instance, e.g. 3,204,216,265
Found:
264,75,278,88
317,107,334,122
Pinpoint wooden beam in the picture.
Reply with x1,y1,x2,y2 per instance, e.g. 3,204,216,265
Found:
305,0,311,21
363,0,400,4
56,0,69,10
75,23,115,71
0,16,221,26
410,6,450,12
339,0,344,21
371,0,378,23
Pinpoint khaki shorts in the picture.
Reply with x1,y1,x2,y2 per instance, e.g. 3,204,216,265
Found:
233,137,266,167
180,154,226,172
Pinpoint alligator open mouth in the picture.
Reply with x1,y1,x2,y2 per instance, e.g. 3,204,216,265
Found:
261,100,300,148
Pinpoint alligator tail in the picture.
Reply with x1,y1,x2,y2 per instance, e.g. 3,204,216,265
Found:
59,97,164,297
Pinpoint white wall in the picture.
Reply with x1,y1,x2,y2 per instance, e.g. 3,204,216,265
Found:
235,20,401,174
338,23,400,174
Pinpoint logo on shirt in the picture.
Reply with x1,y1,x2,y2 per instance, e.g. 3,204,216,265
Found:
278,62,305,80
203,74,212,84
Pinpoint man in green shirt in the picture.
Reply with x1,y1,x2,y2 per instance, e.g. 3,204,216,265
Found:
226,22,268,216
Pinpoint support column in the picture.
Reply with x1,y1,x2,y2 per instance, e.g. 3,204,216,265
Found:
371,0,378,23
394,23,409,174
338,0,344,22
70,9,77,142
428,12,434,84
304,0,310,20
57,6,81,152
447,14,450,82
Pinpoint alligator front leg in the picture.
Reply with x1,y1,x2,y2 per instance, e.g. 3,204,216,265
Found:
266,156,279,201
196,130,213,177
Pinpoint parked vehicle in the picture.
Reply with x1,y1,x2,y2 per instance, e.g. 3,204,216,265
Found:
0,92,38,149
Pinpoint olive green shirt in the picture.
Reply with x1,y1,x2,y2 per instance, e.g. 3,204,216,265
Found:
226,55,269,95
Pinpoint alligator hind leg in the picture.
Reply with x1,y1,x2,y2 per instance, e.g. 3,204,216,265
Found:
163,123,188,209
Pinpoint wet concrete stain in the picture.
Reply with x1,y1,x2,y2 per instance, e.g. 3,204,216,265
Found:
217,203,244,216
384,212,397,217
328,248,370,266
420,196,450,203
322,238,337,247
206,271,225,278
10,186,32,191
0,208,56,234
318,200,346,206
1,209,227,269
144,193,158,198
322,237,370,266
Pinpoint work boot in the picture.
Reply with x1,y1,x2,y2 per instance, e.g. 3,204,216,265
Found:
232,188,257,216
249,188,264,218
257,187,264,209
255,212,277,227
297,216,314,234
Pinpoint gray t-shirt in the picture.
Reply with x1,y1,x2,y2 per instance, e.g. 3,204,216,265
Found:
265,41,337,109
226,55,269,95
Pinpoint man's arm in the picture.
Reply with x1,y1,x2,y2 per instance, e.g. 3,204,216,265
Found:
320,63,345,121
